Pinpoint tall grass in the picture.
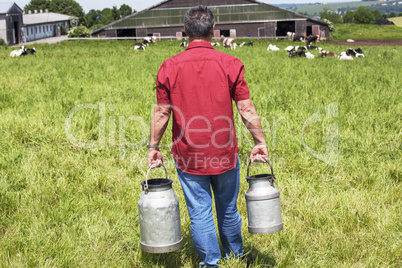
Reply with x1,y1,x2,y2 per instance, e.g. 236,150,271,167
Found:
0,39,401,267
331,23,402,41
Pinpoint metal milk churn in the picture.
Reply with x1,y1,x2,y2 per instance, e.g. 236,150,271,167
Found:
138,165,183,253
245,160,283,234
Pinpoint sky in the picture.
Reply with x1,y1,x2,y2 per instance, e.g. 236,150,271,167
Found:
5,0,356,13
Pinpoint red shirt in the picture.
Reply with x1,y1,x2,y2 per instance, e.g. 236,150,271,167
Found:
156,41,250,175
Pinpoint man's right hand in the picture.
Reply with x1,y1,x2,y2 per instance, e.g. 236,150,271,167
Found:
148,149,163,168
250,144,268,163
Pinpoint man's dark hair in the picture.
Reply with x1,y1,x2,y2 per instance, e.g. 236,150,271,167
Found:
184,5,215,38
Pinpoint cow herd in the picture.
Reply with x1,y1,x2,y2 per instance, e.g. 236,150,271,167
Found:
128,35,365,61
269,43,365,60
9,36,364,62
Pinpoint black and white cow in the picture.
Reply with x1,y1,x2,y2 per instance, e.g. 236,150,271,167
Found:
240,41,253,47
10,46,26,57
306,35,320,46
289,50,306,58
22,47,36,55
132,42,145,50
293,35,305,42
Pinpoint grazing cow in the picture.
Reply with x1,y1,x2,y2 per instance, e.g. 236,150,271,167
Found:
293,35,305,42
132,42,145,50
287,32,295,40
355,48,363,54
267,44,280,51
305,52,315,59
284,45,294,51
355,49,364,57
345,48,356,56
240,41,253,47
306,35,320,46
180,42,188,47
142,37,151,46
289,50,306,58
295,46,308,51
222,38,237,50
319,50,338,57
338,51,353,60
22,47,36,56
10,46,26,57
307,44,322,51
211,42,220,46
143,36,157,46
346,48,364,57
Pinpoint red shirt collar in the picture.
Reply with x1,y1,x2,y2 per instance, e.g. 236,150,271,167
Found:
185,40,214,51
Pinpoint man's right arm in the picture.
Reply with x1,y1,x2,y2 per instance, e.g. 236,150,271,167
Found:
236,99,268,162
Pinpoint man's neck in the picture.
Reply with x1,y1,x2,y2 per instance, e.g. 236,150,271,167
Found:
189,36,212,43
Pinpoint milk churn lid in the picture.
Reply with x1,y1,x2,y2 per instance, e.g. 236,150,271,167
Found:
142,164,172,192
246,160,276,184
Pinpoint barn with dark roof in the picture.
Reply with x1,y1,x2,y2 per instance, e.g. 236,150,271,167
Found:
91,0,330,40
0,2,23,45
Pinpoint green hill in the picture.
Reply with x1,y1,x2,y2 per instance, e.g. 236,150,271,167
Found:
285,1,387,17
389,16,402,26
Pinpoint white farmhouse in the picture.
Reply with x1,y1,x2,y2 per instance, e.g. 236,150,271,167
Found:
23,9,77,42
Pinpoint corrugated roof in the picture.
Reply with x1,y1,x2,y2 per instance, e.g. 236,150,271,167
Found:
0,1,15,14
23,12,76,25
92,0,328,34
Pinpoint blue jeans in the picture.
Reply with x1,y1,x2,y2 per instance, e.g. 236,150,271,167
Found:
176,159,244,267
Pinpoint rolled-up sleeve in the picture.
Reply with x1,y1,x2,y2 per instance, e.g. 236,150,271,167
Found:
156,62,171,105
231,59,250,101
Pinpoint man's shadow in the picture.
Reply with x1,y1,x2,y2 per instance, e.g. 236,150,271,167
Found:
138,220,199,267
244,243,277,267
139,236,277,267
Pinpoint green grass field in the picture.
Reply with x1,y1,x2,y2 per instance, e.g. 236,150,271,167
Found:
331,23,402,40
0,39,401,267
389,17,402,27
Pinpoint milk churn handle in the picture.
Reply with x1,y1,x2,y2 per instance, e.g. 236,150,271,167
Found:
145,164,168,191
247,160,275,180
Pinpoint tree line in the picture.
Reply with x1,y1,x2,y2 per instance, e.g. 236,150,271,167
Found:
24,0,136,30
320,6,402,24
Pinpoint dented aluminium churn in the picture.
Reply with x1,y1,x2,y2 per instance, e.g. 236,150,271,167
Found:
138,165,183,253
245,160,283,234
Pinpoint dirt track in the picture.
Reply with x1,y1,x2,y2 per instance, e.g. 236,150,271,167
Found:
325,39,402,46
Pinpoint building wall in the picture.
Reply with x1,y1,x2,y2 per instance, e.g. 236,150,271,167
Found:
264,22,276,38
295,20,307,37
1,13,23,44
215,22,265,38
2,5,23,45
5,15,23,45
24,21,69,42
306,20,330,38
0,15,6,42
96,19,330,40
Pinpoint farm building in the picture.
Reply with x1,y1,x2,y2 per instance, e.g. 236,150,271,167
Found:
91,0,330,39
23,9,77,43
0,2,23,45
